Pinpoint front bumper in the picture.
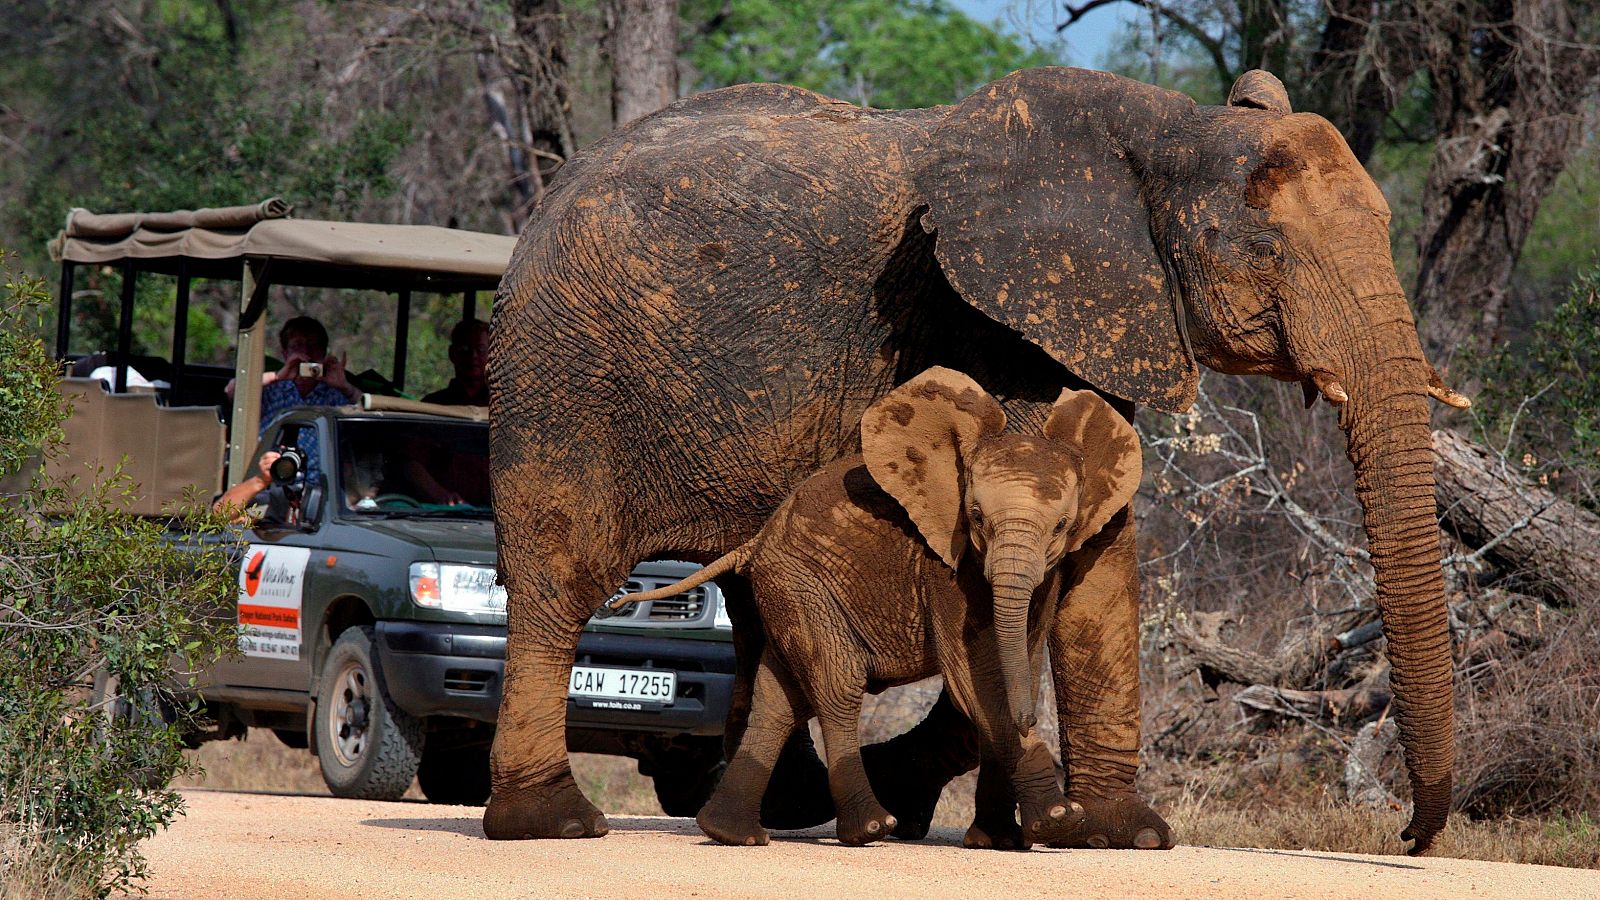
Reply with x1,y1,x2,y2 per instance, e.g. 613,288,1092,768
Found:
374,620,735,736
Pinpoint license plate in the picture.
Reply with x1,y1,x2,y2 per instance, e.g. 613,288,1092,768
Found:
568,666,676,706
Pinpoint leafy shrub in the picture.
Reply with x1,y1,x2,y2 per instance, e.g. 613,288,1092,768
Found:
0,255,239,897
1469,264,1600,510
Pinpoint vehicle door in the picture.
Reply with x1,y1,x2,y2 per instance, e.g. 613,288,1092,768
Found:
208,416,332,692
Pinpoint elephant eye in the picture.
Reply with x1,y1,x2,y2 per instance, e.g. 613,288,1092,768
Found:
1244,235,1284,270
968,506,983,527
1053,517,1068,534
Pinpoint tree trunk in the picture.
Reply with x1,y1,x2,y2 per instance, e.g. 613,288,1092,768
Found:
1432,429,1600,606
1300,0,1420,165
605,0,679,128
1410,0,1600,363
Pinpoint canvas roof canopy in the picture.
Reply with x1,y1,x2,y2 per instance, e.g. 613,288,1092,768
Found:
51,198,515,292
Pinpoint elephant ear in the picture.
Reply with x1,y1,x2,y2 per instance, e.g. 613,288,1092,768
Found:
861,367,1006,569
1227,69,1292,113
915,67,1198,413
1043,388,1142,553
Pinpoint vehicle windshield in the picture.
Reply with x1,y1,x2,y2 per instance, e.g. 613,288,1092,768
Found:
337,419,491,518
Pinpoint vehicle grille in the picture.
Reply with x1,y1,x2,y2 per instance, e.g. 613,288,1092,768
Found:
597,572,716,629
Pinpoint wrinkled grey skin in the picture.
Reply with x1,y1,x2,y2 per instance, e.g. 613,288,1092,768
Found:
486,66,1462,854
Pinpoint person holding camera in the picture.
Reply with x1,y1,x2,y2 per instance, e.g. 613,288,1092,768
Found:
213,450,282,523
260,316,362,427
257,317,359,482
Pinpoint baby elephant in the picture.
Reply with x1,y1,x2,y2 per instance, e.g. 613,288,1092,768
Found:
619,367,1142,848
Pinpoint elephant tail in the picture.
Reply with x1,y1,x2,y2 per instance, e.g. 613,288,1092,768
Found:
602,544,754,610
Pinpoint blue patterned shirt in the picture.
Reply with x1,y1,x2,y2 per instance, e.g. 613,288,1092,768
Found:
259,379,352,480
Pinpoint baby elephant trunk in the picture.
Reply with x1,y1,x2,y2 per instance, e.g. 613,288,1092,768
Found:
987,538,1044,737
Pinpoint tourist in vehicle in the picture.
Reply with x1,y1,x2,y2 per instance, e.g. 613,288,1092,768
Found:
212,450,282,524
422,318,490,407
262,316,362,424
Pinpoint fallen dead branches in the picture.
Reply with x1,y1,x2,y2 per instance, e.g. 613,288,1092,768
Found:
1433,429,1600,606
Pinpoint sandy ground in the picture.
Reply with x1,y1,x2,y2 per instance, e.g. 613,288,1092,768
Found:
138,789,1600,899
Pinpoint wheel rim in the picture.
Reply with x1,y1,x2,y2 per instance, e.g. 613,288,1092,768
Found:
327,659,373,768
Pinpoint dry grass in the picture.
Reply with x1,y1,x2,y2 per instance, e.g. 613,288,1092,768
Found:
0,823,97,900
1167,792,1600,869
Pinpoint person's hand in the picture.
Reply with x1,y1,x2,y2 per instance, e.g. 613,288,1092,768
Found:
255,451,282,484
276,353,310,382
322,350,359,401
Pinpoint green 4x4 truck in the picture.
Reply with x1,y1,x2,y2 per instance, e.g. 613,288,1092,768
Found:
45,201,733,811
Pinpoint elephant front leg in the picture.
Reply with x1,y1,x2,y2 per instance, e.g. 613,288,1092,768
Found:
1048,509,1172,850
859,690,981,839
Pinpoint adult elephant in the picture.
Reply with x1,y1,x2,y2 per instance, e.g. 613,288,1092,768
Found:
486,67,1466,854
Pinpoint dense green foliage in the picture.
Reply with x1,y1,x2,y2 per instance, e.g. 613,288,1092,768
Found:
0,255,240,897
683,0,1058,108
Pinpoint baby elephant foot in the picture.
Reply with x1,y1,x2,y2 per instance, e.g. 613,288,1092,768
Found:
697,796,769,847
1046,793,1172,850
1019,795,1086,845
962,809,1030,851
836,800,897,847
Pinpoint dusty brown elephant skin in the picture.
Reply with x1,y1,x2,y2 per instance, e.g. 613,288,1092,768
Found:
615,369,1145,849
486,67,1467,853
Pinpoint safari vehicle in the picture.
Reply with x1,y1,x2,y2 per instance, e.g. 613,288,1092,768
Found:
46,200,734,810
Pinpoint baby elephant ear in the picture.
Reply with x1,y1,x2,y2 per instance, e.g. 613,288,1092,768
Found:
861,367,1006,568
1044,388,1142,553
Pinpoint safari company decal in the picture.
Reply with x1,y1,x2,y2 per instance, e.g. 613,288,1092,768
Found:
237,545,311,660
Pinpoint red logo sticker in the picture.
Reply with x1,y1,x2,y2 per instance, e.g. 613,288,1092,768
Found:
244,551,266,597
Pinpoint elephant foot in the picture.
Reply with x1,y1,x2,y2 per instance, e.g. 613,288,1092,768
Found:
482,772,609,840
1045,793,1171,850
1019,794,1085,845
835,799,896,847
962,809,1029,851
758,732,837,830
698,794,769,847
860,741,959,840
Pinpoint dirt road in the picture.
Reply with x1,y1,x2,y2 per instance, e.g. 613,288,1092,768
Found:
140,790,1597,899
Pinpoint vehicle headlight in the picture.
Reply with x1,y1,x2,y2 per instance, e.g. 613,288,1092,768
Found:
712,584,731,630
409,562,507,614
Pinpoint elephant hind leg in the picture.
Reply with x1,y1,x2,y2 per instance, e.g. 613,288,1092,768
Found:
698,649,808,847
776,635,894,847
483,535,629,840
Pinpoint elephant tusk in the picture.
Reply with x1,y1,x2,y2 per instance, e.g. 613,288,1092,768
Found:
1427,368,1472,409
1311,371,1349,406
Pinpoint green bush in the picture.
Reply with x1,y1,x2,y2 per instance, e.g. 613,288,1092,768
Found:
0,255,240,898
1468,264,1600,509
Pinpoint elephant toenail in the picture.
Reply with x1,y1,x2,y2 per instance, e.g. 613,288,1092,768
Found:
560,820,585,838
1087,834,1109,849
1135,828,1164,849
866,821,881,834
1049,805,1066,820
1069,801,1085,815
745,836,757,846
884,815,897,829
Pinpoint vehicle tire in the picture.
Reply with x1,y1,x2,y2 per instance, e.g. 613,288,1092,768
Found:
651,754,726,818
417,745,492,806
315,625,423,800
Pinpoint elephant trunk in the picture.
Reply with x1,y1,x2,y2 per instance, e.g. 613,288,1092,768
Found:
1335,337,1454,855
986,525,1045,737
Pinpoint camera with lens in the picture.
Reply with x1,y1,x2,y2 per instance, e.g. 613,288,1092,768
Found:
298,361,323,379
269,447,306,485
